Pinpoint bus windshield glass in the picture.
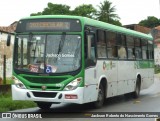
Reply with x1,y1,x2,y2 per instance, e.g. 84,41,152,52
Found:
14,34,81,74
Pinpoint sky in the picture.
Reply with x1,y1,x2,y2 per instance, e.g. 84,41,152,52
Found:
0,0,160,26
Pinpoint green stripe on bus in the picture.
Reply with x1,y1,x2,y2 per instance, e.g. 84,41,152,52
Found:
134,61,154,69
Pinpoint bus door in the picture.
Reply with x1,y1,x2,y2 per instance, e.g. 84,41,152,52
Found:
83,33,98,103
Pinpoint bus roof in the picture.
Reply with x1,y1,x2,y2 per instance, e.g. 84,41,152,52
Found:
20,15,153,40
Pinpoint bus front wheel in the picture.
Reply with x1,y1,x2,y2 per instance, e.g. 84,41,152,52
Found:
36,102,52,109
94,84,105,108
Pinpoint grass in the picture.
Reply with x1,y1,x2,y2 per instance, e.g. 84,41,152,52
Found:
0,77,13,85
0,92,37,112
155,65,160,74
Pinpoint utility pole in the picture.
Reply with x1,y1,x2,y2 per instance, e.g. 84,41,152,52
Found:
159,0,160,17
159,0,160,14
3,54,6,85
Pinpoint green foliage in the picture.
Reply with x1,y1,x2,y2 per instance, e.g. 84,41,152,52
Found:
72,4,96,18
139,16,160,28
31,2,71,16
30,1,122,26
155,65,160,74
30,12,42,16
109,19,122,26
96,0,120,25
0,92,36,112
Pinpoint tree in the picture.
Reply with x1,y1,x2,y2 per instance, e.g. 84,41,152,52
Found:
139,16,160,28
31,3,97,18
96,0,120,25
31,12,42,16
30,2,122,26
30,3,71,16
72,4,96,18
110,19,122,26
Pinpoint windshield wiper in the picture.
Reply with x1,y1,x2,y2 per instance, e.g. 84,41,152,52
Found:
27,33,33,64
73,38,81,69
57,32,66,55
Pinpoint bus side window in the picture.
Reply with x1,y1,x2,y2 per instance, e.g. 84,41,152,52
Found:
142,39,148,60
106,31,118,58
135,38,142,59
117,34,127,59
97,30,107,58
148,41,154,60
85,34,96,67
118,46,127,59
126,36,134,59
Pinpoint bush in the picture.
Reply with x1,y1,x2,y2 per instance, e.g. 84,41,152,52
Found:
155,65,160,74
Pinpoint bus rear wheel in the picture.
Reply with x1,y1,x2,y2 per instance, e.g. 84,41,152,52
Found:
132,78,141,98
94,84,105,108
36,102,52,109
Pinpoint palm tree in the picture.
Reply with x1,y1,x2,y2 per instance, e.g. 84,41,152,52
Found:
97,0,120,23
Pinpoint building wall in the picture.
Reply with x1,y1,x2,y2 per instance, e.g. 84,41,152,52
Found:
154,48,160,65
0,32,14,79
151,28,160,66
124,24,151,34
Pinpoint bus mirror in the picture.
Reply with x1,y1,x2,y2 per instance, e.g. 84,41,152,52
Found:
7,34,11,46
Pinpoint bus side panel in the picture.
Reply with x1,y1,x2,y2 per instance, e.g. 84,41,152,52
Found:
83,60,118,103
96,60,118,98
136,61,154,90
140,68,154,89
117,61,136,95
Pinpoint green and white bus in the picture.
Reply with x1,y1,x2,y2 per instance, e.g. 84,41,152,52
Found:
7,15,154,109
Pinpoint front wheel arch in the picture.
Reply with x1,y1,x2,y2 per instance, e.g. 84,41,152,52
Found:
93,78,107,108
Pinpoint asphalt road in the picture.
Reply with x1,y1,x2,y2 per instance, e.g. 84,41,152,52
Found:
1,75,160,121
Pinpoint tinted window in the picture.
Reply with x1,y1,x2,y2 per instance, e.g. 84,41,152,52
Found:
126,36,135,59
117,34,127,59
106,31,117,58
142,39,148,59
97,30,107,58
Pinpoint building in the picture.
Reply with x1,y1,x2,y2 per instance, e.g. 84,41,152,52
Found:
0,22,17,80
124,24,151,34
151,26,160,66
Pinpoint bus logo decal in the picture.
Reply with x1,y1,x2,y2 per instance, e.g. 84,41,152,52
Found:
42,85,47,90
103,61,107,70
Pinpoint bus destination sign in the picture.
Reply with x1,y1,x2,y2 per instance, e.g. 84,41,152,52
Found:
26,22,70,31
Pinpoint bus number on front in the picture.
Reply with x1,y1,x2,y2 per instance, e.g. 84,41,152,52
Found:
55,83,64,87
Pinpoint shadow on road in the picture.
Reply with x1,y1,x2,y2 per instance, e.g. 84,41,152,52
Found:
36,94,135,113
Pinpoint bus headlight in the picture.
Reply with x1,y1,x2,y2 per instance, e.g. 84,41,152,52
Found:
64,77,82,91
12,76,26,89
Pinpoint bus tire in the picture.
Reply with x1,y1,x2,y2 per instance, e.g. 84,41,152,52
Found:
94,84,105,108
132,77,141,98
36,102,52,109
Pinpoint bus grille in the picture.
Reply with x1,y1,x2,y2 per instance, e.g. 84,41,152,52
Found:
29,86,61,90
32,91,57,98
22,76,67,84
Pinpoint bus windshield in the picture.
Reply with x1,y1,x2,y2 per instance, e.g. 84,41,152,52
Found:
14,34,81,74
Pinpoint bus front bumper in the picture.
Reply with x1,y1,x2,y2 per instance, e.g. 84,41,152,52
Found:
11,85,84,104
